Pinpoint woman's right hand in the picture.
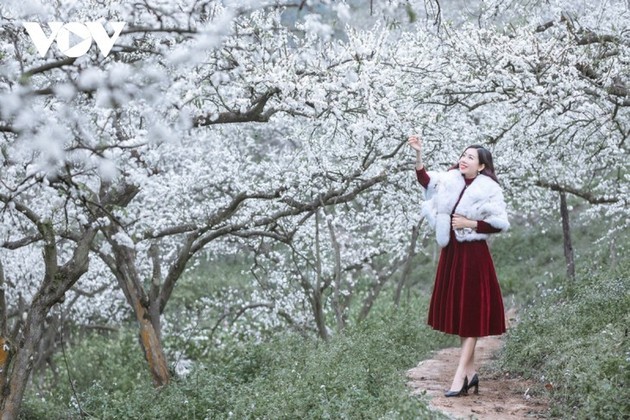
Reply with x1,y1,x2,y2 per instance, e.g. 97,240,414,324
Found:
408,135,422,152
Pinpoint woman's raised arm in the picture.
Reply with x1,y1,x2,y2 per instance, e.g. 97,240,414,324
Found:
409,135,430,187
407,135,423,170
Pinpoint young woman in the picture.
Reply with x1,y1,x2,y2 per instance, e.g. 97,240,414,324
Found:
408,134,509,397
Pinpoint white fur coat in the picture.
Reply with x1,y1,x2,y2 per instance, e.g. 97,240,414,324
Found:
421,169,509,247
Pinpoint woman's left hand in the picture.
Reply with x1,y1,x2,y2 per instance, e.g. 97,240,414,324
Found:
452,214,476,230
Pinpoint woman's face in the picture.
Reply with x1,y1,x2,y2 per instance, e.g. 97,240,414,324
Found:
458,148,485,178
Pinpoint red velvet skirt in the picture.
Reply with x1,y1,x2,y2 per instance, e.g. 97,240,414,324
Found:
427,230,506,337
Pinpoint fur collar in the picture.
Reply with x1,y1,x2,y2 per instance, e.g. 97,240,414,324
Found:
421,169,509,247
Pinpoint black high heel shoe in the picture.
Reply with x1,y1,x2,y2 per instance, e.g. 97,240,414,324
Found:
444,377,468,397
466,373,479,394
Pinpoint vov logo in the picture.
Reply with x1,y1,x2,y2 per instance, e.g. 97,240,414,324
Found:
23,22,126,58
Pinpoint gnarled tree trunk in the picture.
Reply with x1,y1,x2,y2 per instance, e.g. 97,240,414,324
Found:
103,229,170,387
1,301,48,419
1,227,94,418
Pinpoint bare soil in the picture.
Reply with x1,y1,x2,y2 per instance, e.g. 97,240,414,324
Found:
406,312,550,419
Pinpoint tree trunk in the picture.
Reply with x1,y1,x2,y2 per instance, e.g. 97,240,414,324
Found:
394,222,421,306
311,290,329,341
115,263,170,386
0,261,10,397
134,299,170,386
0,301,47,419
1,223,95,418
357,273,390,323
559,191,575,281
105,232,170,387
0,260,6,337
326,215,345,333
312,210,329,341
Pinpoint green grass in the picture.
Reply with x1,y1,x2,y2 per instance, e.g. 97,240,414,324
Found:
498,260,630,418
23,301,451,419
491,222,566,306
20,329,153,419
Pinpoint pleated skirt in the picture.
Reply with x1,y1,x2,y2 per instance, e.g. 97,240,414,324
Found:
427,230,506,337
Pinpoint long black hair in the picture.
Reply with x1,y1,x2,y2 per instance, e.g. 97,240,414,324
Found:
449,144,499,183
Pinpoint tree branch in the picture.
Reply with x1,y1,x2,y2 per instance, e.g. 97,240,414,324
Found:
149,243,161,306
577,32,619,46
158,232,197,314
535,180,619,204
207,302,304,340
1,234,43,250
192,87,281,126
70,284,109,298
0,125,17,134
0,194,42,227
21,57,77,79
144,188,286,240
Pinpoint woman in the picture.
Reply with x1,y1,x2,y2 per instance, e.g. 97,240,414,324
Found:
408,134,509,397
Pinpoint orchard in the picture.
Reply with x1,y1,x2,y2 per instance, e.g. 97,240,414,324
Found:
0,1,627,418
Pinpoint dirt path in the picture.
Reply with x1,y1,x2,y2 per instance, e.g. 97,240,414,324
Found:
406,314,549,419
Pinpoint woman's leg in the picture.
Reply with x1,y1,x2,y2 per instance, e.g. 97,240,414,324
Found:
448,337,478,392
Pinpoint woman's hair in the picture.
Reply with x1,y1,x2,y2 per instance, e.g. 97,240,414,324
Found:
449,144,499,183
